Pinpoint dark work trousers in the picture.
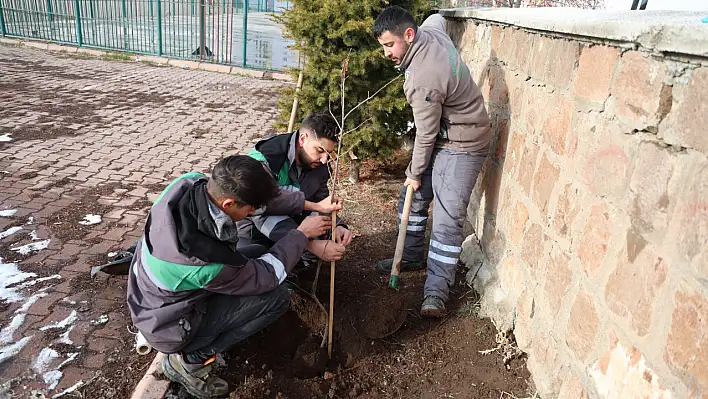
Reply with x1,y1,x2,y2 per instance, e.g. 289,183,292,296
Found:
180,285,290,364
398,147,487,302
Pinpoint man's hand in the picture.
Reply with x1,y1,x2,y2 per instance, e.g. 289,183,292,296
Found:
305,194,343,214
335,226,353,246
308,239,346,262
404,177,421,191
297,215,331,239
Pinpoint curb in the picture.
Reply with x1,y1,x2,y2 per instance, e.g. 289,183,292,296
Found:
130,352,170,399
0,37,294,82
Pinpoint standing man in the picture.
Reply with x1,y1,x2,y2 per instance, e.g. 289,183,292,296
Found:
373,6,491,317
238,113,353,268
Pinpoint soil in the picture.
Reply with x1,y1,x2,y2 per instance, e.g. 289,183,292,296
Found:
45,182,135,240
354,287,408,339
167,151,532,399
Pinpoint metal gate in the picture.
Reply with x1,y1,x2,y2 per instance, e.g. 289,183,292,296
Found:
0,0,298,70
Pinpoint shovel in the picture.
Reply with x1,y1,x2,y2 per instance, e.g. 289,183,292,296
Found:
360,184,415,340
389,184,415,289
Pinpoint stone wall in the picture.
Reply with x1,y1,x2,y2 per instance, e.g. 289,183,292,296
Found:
441,7,708,398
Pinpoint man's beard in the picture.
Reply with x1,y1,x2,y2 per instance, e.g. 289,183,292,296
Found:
297,147,318,170
396,41,411,65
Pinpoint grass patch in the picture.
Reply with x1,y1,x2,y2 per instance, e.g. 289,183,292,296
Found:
103,52,132,61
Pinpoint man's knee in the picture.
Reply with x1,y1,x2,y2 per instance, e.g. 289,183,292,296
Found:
268,285,292,315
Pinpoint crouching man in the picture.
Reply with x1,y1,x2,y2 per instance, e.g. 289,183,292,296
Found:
238,113,353,269
126,155,331,398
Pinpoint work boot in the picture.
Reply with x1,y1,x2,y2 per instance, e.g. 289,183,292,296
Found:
421,296,448,318
375,258,425,274
161,353,229,398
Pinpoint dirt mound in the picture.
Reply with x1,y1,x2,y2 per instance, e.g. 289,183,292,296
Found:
291,337,328,378
354,286,408,339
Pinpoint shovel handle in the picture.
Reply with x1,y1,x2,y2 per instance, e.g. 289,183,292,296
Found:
390,184,415,284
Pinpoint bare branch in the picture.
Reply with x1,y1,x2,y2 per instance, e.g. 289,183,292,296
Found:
344,118,372,135
328,101,342,130
342,75,401,123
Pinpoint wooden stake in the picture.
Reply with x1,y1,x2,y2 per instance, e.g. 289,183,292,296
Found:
327,210,337,359
288,69,304,133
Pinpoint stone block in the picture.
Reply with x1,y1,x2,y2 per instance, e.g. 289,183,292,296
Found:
198,62,232,74
605,240,667,337
24,40,48,50
591,336,672,398
528,35,552,81
571,112,639,200
566,289,600,361
543,246,572,318
502,130,524,178
515,288,535,350
665,152,708,270
610,51,666,129
499,255,524,306
168,59,200,70
544,38,581,91
628,141,676,241
573,44,619,103
518,142,540,196
661,67,708,153
521,223,545,277
528,335,564,396
542,93,575,156
75,47,105,57
558,369,589,399
532,153,560,215
554,184,582,238
508,200,529,246
666,282,708,391
578,203,612,276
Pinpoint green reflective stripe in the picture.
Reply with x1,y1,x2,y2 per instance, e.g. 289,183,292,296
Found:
143,238,223,291
154,172,206,205
247,148,298,188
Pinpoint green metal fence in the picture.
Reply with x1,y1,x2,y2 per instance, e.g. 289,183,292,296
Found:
0,0,298,70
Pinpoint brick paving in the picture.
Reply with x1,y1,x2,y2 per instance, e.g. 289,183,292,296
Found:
0,44,288,397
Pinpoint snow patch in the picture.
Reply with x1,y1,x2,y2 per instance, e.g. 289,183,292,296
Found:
36,351,79,390
29,230,40,240
33,347,60,374
0,209,17,217
0,226,22,240
17,274,62,289
52,380,84,398
57,325,74,345
90,314,109,326
40,310,78,332
11,239,50,255
0,259,37,303
78,214,102,226
0,336,32,364
26,217,35,225
43,370,63,391
0,292,47,347
0,134,11,142
0,258,59,366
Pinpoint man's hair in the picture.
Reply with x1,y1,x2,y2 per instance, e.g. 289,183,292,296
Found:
209,155,279,208
300,113,339,143
373,6,418,39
